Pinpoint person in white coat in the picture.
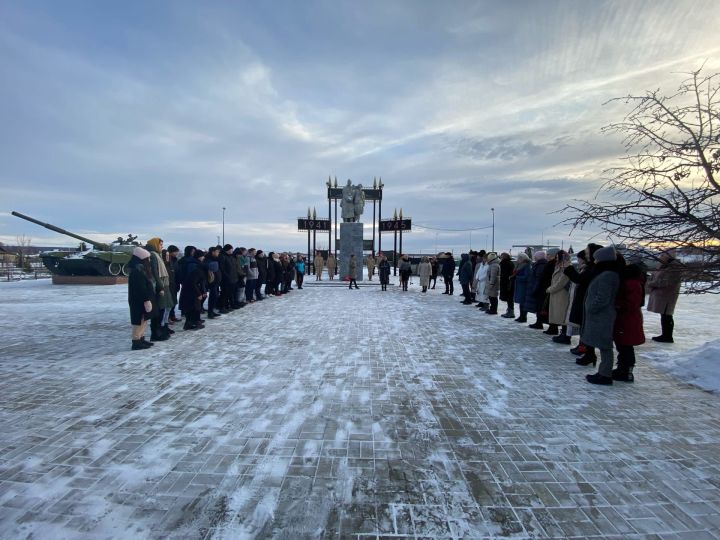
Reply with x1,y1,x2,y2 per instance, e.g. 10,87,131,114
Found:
473,254,489,310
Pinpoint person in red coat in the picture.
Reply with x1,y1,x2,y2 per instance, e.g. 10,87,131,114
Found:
612,261,646,382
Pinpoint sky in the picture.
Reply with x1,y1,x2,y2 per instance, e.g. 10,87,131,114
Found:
1,0,719,255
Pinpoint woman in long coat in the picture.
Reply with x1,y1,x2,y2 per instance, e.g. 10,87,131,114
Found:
128,247,155,350
526,251,547,328
511,253,530,322
582,246,620,385
647,251,682,343
326,254,336,280
378,255,391,291
484,253,500,314
417,256,431,292
546,250,571,342
613,262,646,382
473,256,489,309
399,254,412,291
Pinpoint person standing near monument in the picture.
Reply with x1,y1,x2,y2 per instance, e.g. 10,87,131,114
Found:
314,251,324,280
295,255,305,289
379,254,390,291
418,256,431,293
366,254,376,281
326,252,336,280
399,254,412,291
348,254,359,289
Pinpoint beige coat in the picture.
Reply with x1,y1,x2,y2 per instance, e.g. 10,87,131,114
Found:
647,259,682,315
546,270,570,325
314,255,324,277
366,256,376,278
418,262,431,287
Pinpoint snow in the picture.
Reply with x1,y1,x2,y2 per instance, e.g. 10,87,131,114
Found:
0,275,719,537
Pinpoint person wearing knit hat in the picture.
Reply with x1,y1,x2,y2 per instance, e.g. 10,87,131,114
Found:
582,245,620,385
127,247,155,350
178,249,207,330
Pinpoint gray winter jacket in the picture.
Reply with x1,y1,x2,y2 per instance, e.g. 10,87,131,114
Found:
581,269,620,349
484,259,501,298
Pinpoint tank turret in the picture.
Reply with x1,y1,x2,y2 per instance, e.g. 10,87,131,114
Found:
12,211,142,277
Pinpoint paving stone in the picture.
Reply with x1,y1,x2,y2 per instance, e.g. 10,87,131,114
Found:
0,279,719,537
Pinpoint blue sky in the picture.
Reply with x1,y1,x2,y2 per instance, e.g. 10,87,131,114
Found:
1,0,719,254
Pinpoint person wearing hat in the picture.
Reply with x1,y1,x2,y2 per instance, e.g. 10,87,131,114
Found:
565,244,603,362
582,245,621,385
647,250,682,343
314,251,325,280
484,252,501,314
179,249,207,330
472,251,488,310
127,247,155,350
326,252,337,280
441,252,455,295
348,254,359,289
511,253,531,322
545,250,571,343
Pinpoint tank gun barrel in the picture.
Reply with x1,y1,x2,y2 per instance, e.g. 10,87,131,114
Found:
11,211,110,250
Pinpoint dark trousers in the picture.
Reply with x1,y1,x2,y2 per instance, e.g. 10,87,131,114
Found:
461,283,471,299
488,296,498,313
209,284,220,313
444,276,454,294
506,298,514,311
349,278,358,288
430,276,437,288
245,279,256,301
616,344,636,371
296,273,304,288
661,313,674,338
255,279,264,299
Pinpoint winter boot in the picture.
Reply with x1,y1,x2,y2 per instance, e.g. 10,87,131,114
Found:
139,337,153,348
612,367,634,383
586,372,613,385
515,311,527,323
543,324,559,336
501,308,515,319
528,321,544,329
131,339,145,350
653,315,675,343
552,334,571,344
576,354,597,367
570,343,587,356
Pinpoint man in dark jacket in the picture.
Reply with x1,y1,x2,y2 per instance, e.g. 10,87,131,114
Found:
458,254,473,304
441,253,455,295
167,245,180,322
128,247,155,350
526,251,548,329
219,244,237,312
255,250,267,300
499,253,515,318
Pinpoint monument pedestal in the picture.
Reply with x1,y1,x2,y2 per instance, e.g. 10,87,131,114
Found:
339,222,364,281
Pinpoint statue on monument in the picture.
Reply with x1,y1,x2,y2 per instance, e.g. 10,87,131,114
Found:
340,179,365,222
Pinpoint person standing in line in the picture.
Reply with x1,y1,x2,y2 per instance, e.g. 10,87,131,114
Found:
128,247,155,350
166,245,180,322
255,250,267,300
326,252,336,280
526,251,548,330
441,252,455,295
366,254,376,281
499,253,516,318
285,253,296,292
205,246,222,318
295,255,305,289
429,256,438,289
271,252,283,295
218,244,236,312
582,246,621,385
511,253,530,322
379,254,390,291
146,237,172,341
314,251,325,280
418,256,431,293
565,244,602,364
399,254,412,291
348,254,359,289
612,259,646,382
245,248,258,303
459,253,473,303
545,250,571,342
179,249,207,331
484,252,501,314
473,251,488,310
647,250,682,343
233,247,246,308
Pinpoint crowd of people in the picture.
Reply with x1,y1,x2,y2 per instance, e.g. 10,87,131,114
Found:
128,239,683,387
127,239,306,350
440,245,682,385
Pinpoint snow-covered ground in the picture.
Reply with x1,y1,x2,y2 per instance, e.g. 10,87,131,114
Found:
0,275,719,538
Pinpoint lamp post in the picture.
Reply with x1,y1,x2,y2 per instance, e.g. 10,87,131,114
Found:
491,207,495,252
222,207,226,246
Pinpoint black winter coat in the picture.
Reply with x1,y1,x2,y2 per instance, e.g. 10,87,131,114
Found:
128,256,155,325
499,258,515,301
220,252,237,284
524,259,547,313
179,257,207,312
257,255,268,284
379,260,391,284
441,257,456,279
458,255,473,285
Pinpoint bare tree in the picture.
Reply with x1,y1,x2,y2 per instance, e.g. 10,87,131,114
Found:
16,234,32,271
562,67,720,292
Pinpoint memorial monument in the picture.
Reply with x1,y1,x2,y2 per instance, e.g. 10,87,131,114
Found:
339,180,365,280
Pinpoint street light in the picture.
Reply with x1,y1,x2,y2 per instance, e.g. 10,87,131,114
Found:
222,207,226,245
491,208,495,252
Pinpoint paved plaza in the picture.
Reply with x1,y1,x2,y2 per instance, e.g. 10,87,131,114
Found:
0,277,719,539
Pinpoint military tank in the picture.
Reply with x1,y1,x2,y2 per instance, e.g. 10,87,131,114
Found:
11,211,142,277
